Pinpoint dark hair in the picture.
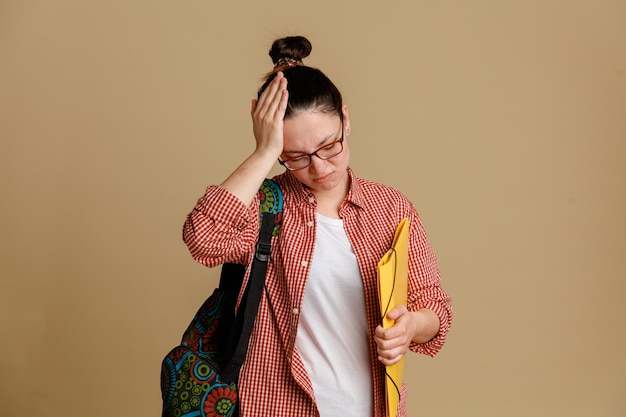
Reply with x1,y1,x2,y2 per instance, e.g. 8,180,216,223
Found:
258,36,343,119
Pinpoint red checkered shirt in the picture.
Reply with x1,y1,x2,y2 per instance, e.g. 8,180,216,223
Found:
183,168,452,417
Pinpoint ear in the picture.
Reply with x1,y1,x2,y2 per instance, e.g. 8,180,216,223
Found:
342,105,351,135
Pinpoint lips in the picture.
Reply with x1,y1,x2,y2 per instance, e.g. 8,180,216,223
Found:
313,173,332,183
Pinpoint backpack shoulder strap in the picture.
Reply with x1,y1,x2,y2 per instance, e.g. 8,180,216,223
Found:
220,178,283,382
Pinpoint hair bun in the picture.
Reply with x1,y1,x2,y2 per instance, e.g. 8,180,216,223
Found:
269,36,312,66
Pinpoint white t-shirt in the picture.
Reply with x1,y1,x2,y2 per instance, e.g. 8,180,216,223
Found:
295,214,374,417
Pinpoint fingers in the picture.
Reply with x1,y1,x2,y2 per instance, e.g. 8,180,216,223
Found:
253,72,288,121
374,306,413,365
377,346,406,366
251,72,288,155
375,325,409,365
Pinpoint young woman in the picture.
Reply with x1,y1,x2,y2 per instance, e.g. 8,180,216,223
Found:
183,35,452,417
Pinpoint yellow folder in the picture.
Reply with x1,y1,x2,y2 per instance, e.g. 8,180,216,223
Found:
377,218,409,417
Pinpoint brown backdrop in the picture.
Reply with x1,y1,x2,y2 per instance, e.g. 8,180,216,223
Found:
1,1,625,416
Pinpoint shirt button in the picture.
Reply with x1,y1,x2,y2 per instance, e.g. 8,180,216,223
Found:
301,260,308,267
307,221,314,227
292,308,299,315
308,196,315,204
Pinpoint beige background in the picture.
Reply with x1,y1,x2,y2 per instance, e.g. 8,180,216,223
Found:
1,1,625,416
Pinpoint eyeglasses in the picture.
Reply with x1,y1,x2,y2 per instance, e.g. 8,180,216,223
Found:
278,121,345,171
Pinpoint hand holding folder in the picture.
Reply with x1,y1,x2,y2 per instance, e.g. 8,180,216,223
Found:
377,218,409,417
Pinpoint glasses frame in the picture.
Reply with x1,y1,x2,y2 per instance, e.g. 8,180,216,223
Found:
278,120,345,171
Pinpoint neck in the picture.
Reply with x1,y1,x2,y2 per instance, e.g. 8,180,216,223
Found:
311,172,350,218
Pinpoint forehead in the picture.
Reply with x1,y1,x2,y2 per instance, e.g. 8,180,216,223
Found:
283,111,341,151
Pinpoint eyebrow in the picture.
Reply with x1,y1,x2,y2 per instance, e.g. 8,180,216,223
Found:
283,131,340,155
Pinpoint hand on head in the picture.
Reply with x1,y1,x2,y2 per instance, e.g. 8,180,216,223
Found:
251,71,289,158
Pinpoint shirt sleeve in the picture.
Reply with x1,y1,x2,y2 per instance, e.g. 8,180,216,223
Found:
182,185,259,268
405,210,453,357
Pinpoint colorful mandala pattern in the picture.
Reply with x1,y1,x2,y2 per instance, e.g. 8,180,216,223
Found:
258,178,284,236
202,385,238,417
180,288,228,359
161,348,238,417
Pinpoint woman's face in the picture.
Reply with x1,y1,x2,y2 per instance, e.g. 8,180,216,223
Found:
282,108,351,197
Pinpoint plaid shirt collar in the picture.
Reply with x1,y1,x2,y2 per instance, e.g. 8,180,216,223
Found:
281,167,366,211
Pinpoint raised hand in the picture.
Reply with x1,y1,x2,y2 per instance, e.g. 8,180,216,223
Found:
219,72,289,204
251,71,289,158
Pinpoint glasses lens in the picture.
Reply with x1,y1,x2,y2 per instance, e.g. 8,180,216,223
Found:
284,156,311,170
316,140,343,159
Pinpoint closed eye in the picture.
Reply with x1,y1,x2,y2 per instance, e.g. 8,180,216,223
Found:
287,154,308,162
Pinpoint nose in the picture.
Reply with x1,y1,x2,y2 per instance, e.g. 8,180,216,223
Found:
308,154,327,173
